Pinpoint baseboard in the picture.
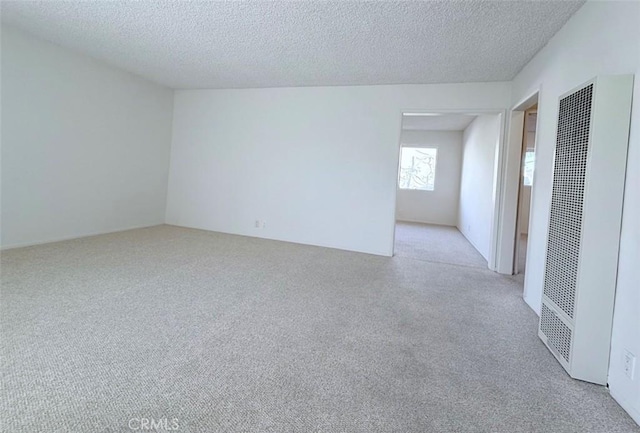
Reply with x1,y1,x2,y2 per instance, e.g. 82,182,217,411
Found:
524,292,542,316
610,388,640,426
456,226,490,262
396,219,455,227
0,223,164,250
164,223,391,257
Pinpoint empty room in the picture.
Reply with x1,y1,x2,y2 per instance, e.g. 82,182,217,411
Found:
393,111,500,269
1,1,639,432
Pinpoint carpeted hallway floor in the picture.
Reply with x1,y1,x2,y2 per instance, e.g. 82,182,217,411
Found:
1,225,638,432
393,222,488,268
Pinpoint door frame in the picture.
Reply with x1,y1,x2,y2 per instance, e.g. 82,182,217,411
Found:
513,106,538,275
390,108,507,271
492,89,541,275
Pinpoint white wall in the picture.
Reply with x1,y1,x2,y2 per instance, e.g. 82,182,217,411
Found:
511,1,640,424
166,84,511,256
395,130,462,226
1,27,174,248
457,114,501,261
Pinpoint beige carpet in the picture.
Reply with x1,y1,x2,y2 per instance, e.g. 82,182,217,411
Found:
2,225,638,432
394,222,488,268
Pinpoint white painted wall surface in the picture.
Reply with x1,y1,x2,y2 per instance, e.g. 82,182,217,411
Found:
511,1,640,424
166,83,510,256
395,130,462,226
1,27,174,248
457,114,501,261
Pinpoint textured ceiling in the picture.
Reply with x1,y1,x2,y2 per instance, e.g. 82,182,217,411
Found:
1,1,584,89
402,114,477,131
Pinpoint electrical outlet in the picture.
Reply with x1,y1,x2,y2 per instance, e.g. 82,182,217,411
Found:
254,220,261,228
261,221,266,229
623,350,636,379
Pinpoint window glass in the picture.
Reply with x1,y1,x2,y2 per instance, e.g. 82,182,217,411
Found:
398,147,437,191
523,150,535,186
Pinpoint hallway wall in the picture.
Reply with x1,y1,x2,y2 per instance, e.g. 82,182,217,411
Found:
457,114,501,261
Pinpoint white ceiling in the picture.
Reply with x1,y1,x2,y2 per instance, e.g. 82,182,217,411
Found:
402,114,477,131
0,1,584,90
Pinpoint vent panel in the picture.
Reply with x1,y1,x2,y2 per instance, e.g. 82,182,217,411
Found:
543,84,593,319
539,75,632,385
541,303,572,363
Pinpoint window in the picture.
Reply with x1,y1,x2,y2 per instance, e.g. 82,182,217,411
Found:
398,147,437,191
523,150,535,186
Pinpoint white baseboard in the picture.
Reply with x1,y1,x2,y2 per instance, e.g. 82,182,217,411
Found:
165,222,391,257
456,225,490,262
395,219,455,227
1,223,164,250
610,388,640,426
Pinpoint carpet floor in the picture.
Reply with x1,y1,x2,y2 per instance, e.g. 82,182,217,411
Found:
1,225,638,432
394,222,488,269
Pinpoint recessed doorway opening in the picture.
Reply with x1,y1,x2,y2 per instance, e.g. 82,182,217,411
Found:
392,111,504,269
503,91,540,293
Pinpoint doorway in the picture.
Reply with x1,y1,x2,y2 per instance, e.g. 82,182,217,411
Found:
514,107,537,276
494,90,541,297
392,111,502,269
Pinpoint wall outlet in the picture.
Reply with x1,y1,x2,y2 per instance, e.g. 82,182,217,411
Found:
254,220,261,228
623,350,636,380
261,221,266,229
